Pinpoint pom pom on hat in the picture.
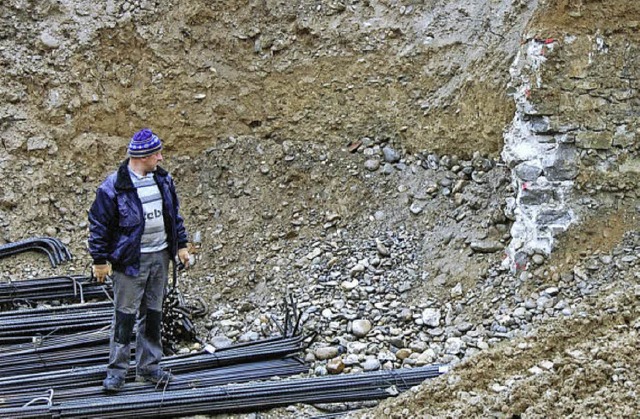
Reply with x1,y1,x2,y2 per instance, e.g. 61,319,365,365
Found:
128,128,162,158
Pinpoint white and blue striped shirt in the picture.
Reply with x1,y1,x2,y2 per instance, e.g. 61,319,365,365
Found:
129,169,168,253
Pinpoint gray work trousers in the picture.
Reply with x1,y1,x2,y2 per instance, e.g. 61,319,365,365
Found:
107,250,170,378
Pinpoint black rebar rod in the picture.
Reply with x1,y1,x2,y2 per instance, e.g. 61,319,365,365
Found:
0,301,112,319
0,304,111,322
0,237,72,267
0,238,62,264
0,322,112,345
0,245,58,267
0,276,112,306
6,237,69,265
0,275,91,288
35,238,63,265
0,314,112,334
39,237,72,262
0,328,110,357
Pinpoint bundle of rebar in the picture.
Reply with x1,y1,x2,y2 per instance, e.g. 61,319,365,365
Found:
0,357,309,410
0,275,112,308
0,328,111,376
0,302,113,345
0,333,311,394
0,237,72,267
0,364,446,418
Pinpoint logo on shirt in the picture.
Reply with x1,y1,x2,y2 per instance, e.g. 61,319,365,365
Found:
145,208,163,220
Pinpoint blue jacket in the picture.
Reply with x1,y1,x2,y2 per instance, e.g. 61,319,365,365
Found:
88,159,188,276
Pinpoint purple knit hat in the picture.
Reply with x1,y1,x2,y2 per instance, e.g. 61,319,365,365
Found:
128,128,162,158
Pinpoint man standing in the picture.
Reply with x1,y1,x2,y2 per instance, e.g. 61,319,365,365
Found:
89,128,190,392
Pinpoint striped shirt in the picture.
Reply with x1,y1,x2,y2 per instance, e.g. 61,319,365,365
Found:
129,169,168,253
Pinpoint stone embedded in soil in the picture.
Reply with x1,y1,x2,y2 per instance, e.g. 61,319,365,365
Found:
39,32,61,49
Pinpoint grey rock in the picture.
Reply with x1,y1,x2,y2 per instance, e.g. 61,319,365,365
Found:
364,159,380,171
238,331,260,342
362,358,381,371
382,146,401,163
519,187,555,205
421,308,441,327
456,322,473,333
445,337,465,355
513,307,527,318
389,336,406,348
40,32,61,49
409,341,428,352
315,365,328,376
210,336,233,349
398,308,413,322
451,283,463,298
376,239,390,256
532,254,545,265
410,201,425,215
544,144,578,180
416,349,436,365
352,319,372,338
347,341,368,354
343,354,360,366
529,116,551,134
470,241,504,253
382,163,394,175
536,209,573,226
315,346,340,360
427,327,444,336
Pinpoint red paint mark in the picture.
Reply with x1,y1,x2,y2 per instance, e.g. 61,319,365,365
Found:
515,262,527,271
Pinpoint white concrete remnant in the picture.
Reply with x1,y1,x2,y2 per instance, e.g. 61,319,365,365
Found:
501,39,577,273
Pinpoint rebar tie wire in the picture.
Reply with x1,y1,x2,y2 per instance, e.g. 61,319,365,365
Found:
22,388,54,408
155,369,173,417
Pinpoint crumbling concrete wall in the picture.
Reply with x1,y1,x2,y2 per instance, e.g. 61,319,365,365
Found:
502,2,640,271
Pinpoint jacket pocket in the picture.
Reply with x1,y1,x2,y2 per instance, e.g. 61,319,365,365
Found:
118,198,140,227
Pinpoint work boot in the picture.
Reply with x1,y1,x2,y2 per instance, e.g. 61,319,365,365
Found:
103,375,125,393
136,368,173,385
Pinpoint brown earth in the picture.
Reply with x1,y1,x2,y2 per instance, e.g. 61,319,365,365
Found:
1,0,640,418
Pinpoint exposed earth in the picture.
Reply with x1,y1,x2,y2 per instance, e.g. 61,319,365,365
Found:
1,1,639,418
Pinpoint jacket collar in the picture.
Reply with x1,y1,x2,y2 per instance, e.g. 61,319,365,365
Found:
114,158,168,191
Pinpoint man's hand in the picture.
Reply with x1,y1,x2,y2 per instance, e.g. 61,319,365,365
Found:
178,248,190,269
93,264,112,283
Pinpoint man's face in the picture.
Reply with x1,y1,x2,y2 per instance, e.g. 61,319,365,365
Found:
141,151,163,172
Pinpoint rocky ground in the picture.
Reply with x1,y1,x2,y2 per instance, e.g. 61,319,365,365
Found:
1,0,639,418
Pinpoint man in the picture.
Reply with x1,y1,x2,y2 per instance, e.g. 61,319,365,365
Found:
88,128,190,392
